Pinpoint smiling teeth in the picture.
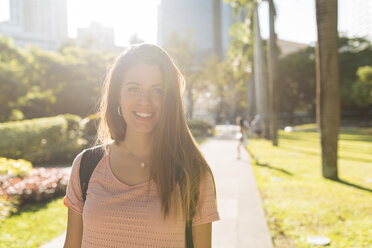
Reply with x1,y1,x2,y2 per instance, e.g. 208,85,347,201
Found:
135,112,152,118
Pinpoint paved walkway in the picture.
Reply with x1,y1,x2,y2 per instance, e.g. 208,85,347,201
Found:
208,125,273,248
41,125,273,248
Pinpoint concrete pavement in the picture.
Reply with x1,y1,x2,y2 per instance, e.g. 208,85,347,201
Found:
41,125,273,248
209,125,273,248
41,232,66,248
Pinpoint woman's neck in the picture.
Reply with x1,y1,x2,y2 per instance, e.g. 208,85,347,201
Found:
116,131,153,158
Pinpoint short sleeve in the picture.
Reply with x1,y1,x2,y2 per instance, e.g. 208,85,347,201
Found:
192,172,220,226
64,151,85,215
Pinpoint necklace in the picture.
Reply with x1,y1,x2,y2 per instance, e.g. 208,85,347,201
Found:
122,142,150,168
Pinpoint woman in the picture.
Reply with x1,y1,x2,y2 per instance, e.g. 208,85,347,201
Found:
236,116,247,159
63,44,219,248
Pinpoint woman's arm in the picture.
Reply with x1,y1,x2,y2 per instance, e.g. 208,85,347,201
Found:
192,223,212,248
63,208,83,248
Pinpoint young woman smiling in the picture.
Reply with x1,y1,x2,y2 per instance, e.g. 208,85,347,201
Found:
63,44,219,248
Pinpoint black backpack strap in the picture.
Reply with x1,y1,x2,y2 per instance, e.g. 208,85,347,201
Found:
186,219,193,248
79,145,105,203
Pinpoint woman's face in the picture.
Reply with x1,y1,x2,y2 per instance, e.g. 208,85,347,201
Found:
120,62,164,136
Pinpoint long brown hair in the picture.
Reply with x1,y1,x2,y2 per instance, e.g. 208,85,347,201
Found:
97,44,215,224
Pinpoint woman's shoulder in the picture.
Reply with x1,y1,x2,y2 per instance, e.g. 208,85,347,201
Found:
71,144,109,171
72,150,86,166
199,168,215,189
68,150,86,181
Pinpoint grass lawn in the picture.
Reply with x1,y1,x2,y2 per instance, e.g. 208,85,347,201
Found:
0,197,67,248
247,126,372,248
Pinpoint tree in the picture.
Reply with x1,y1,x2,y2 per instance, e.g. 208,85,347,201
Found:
338,37,372,112
0,35,118,120
267,0,278,145
253,2,270,138
0,35,29,121
163,31,199,118
227,13,255,121
226,0,277,139
54,44,117,116
129,34,144,45
0,64,27,121
22,44,116,118
199,55,246,123
315,0,340,180
352,66,372,108
213,0,223,59
277,47,316,124
276,37,372,125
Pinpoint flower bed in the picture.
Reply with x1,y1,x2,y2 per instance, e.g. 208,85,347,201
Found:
0,167,70,219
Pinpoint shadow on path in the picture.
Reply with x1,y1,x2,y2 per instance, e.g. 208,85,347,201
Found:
246,147,294,176
253,160,294,176
330,178,372,193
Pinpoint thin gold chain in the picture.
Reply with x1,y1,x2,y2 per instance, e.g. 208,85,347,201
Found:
122,142,150,168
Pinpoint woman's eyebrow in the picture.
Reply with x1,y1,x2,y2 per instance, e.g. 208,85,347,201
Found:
124,81,141,86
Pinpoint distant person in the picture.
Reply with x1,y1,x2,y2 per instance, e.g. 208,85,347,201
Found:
63,44,219,248
236,116,248,159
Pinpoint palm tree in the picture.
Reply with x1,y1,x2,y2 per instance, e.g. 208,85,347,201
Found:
213,0,223,60
226,0,272,135
267,0,278,146
253,1,269,139
315,0,340,180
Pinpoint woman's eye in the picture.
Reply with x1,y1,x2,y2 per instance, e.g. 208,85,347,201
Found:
128,87,140,92
152,88,164,95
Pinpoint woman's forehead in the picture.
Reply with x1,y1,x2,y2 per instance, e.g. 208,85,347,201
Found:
123,62,163,85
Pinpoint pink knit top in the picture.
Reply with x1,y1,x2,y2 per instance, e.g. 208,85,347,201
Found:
64,149,220,248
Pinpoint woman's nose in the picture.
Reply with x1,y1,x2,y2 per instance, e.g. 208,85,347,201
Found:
138,89,152,102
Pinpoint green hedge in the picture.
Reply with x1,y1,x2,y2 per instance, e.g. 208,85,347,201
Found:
81,113,100,146
0,114,87,165
187,119,214,137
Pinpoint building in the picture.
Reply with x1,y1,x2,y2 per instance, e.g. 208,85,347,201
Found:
157,0,233,62
347,0,372,41
0,0,68,50
277,39,309,57
77,22,115,47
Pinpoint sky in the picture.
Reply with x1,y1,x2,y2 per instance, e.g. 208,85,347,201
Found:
0,0,349,46
259,0,348,45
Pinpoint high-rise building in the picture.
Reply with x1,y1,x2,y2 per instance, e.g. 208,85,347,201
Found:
347,0,372,41
9,0,23,26
77,22,115,47
277,39,308,57
0,0,68,50
157,0,233,62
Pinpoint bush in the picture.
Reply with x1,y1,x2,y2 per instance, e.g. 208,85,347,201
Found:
0,114,87,165
187,119,214,137
1,167,70,204
352,66,372,108
81,112,100,145
0,157,33,177
0,196,18,220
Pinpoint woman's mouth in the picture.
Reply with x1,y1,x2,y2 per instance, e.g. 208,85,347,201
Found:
133,111,153,119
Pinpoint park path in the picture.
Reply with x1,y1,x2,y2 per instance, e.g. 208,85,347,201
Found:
41,125,273,248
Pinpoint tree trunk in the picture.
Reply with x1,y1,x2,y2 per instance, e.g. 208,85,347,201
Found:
253,2,269,138
315,0,340,180
246,77,256,122
187,86,194,119
213,0,223,60
268,0,278,146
